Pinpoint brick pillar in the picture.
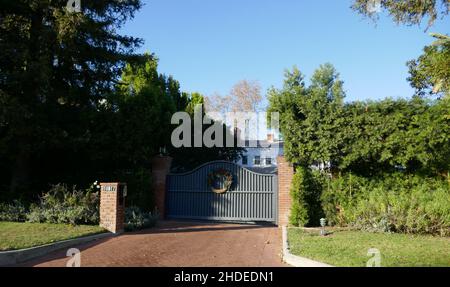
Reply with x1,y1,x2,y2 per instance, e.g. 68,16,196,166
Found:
99,182,126,234
151,156,173,219
277,156,294,226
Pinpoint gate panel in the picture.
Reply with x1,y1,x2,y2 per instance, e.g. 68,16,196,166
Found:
166,161,278,224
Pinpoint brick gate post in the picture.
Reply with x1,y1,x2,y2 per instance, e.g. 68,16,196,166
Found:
277,156,294,226
151,156,173,219
99,182,126,234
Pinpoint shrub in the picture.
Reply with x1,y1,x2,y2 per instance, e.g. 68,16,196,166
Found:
124,206,159,231
27,184,99,225
321,173,450,236
320,173,371,226
116,168,154,211
289,167,324,227
0,200,27,222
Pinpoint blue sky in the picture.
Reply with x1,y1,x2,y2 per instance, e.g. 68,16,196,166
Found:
121,0,449,103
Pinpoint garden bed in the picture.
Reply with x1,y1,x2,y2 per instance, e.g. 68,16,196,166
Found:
0,222,105,251
288,228,450,267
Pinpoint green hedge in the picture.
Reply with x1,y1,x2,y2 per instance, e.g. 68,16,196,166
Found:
289,167,324,227
320,173,450,236
288,170,449,236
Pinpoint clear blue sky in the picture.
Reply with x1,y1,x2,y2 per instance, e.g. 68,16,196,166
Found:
121,0,450,102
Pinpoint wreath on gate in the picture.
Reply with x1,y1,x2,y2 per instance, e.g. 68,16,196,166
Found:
207,169,233,194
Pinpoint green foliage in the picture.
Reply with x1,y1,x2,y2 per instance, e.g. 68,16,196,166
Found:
27,184,99,226
352,1,449,99
268,64,345,169
170,104,245,173
271,64,449,236
184,92,205,115
0,200,27,222
0,0,143,195
269,65,450,176
321,173,450,236
340,97,450,175
116,168,153,211
92,54,177,169
289,170,309,227
351,0,449,28
407,34,450,98
289,167,324,227
124,206,159,231
0,1,244,207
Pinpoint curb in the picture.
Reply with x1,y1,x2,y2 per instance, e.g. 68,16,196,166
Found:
281,226,333,267
0,232,113,266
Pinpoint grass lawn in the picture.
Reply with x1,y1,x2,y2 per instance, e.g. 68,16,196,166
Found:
0,222,106,251
288,228,450,267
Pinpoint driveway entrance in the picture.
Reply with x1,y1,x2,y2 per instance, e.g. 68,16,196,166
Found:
24,221,286,267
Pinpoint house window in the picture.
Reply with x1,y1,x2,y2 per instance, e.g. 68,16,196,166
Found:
265,158,272,165
242,156,248,165
254,156,261,165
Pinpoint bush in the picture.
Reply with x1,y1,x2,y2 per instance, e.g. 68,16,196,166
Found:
0,200,27,222
27,184,99,225
289,167,324,227
124,206,159,231
116,168,154,211
320,173,371,227
321,173,450,236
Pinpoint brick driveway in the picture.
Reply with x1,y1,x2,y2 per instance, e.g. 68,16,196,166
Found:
24,221,286,267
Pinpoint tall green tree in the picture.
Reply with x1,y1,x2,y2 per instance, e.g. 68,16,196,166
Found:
268,64,345,169
89,54,183,209
106,54,177,167
0,0,143,197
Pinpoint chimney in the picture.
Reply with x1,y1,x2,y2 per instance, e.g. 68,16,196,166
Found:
267,133,274,143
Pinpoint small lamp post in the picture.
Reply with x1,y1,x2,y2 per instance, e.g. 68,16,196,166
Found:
320,218,327,236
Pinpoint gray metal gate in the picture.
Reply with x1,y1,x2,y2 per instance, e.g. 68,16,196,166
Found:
166,161,278,224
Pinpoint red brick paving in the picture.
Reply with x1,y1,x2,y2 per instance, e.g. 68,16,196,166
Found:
23,221,287,267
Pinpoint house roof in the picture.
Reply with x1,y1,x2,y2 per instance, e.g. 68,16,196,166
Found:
243,140,284,149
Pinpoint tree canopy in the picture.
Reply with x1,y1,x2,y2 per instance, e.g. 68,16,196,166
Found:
407,33,450,98
268,64,345,169
0,0,143,197
268,64,450,176
352,0,449,28
0,1,241,207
